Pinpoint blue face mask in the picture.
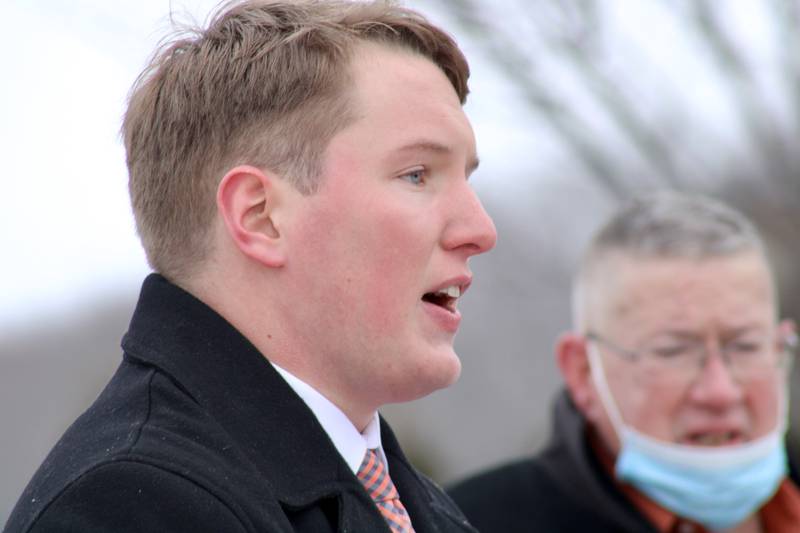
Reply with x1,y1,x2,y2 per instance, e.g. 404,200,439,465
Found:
588,347,788,531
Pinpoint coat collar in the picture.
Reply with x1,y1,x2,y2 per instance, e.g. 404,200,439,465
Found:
122,274,363,506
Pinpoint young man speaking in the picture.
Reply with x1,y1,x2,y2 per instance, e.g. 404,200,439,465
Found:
5,2,496,531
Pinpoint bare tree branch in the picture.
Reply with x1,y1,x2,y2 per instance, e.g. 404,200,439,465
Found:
446,0,630,198
544,1,684,188
687,0,793,195
768,0,800,137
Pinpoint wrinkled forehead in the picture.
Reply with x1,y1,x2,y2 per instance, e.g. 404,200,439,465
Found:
577,250,778,335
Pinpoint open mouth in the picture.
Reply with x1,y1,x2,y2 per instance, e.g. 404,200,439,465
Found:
683,431,743,446
422,285,461,314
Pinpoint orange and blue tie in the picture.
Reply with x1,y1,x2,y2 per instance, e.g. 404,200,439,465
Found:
356,449,416,533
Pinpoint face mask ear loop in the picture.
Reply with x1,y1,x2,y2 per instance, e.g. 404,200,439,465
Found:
776,370,789,437
778,333,796,435
587,343,628,441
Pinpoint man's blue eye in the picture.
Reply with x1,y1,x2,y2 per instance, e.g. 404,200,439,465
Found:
401,169,425,185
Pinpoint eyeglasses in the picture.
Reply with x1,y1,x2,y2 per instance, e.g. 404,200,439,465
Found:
585,330,796,384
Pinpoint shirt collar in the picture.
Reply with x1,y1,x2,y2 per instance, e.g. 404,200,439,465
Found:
270,361,387,474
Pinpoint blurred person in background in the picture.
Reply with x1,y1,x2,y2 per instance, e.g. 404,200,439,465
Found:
4,1,496,532
449,191,798,533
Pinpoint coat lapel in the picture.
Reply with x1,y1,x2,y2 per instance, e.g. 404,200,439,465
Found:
381,418,477,533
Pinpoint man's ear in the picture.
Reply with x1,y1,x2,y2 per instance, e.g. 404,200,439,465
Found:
216,165,288,268
779,319,797,344
556,332,599,420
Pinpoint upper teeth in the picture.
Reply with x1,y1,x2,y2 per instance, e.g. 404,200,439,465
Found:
437,285,461,298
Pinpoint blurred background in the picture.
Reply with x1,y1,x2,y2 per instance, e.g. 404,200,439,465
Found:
2,0,799,525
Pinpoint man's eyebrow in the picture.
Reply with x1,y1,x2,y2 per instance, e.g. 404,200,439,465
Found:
394,140,480,175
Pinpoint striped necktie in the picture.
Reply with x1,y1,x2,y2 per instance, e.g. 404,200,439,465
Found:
356,448,416,533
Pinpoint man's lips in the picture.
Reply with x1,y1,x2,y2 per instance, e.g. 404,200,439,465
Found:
421,277,471,314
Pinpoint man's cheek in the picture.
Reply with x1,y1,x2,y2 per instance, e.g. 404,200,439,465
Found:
361,281,408,334
748,378,784,432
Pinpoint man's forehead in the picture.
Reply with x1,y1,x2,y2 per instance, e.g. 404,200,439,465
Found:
588,250,770,284
327,43,477,172
348,41,464,110
585,251,776,330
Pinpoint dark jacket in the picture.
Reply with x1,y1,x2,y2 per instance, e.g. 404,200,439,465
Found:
5,274,475,533
449,391,800,533
448,392,656,532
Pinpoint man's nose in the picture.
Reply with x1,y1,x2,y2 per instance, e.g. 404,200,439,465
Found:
441,184,497,256
688,349,744,408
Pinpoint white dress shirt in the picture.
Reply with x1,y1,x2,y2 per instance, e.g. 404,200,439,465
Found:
271,361,388,474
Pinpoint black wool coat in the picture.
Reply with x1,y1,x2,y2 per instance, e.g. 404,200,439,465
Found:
5,274,475,533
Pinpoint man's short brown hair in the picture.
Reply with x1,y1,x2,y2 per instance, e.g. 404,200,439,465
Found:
123,0,470,280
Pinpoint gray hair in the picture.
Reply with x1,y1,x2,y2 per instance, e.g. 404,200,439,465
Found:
573,190,770,330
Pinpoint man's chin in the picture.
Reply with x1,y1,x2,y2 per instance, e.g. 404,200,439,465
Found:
384,351,461,404
414,350,462,397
